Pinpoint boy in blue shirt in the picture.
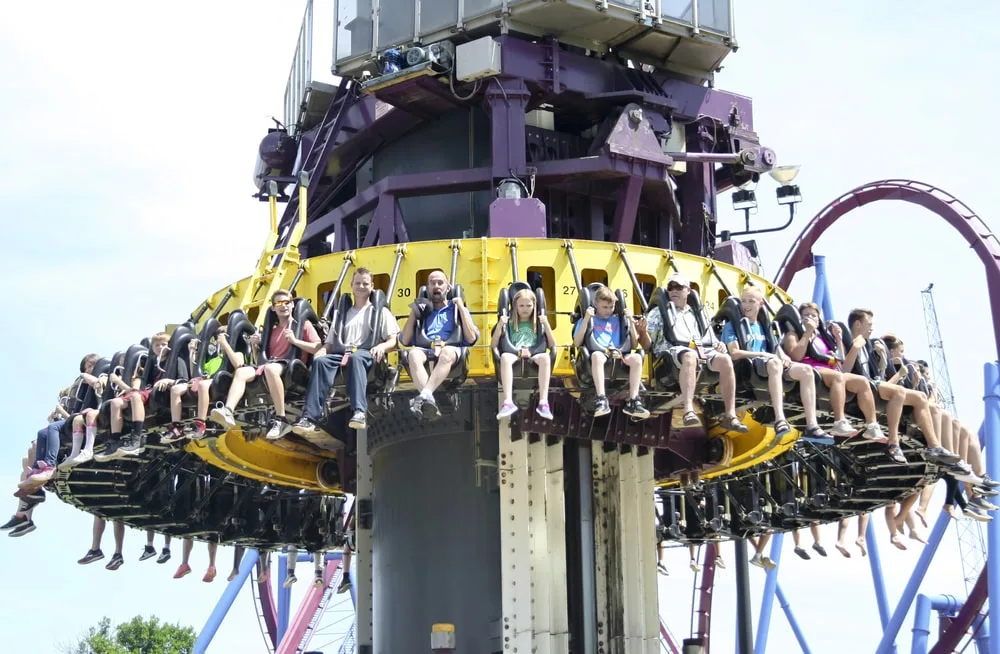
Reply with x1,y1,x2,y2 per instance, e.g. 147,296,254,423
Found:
572,284,648,418
721,286,827,439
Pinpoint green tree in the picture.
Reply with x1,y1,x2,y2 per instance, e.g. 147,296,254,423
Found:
66,616,196,654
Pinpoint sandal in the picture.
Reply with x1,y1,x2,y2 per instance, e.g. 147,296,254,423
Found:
887,444,907,464
774,420,791,437
723,415,750,434
682,411,701,427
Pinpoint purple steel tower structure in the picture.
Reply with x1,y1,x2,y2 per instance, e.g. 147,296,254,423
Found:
257,1,780,651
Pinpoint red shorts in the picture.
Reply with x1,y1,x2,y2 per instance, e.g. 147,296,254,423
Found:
120,389,153,405
255,361,287,377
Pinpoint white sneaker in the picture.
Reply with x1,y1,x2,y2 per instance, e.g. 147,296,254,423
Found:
283,574,298,589
210,405,236,429
863,423,886,442
58,452,82,471
69,450,93,466
830,420,855,437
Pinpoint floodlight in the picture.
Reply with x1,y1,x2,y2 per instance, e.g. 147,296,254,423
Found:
768,165,800,185
732,189,757,211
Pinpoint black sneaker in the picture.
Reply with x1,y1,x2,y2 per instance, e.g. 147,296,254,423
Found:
337,572,352,594
969,496,997,512
21,492,45,510
117,436,145,457
1,514,28,531
592,395,611,417
348,411,367,430
9,521,35,537
139,545,156,561
157,548,171,564
93,439,121,463
420,396,441,420
313,569,325,588
78,549,105,565
292,417,320,436
623,398,650,420
105,553,125,571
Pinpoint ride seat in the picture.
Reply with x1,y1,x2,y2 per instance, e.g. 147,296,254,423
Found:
325,289,397,400
204,310,257,401
830,324,892,413
648,286,719,393
571,283,638,389
400,284,474,389
717,298,798,392
146,322,196,416
97,344,149,426
68,357,111,416
256,298,323,396
772,305,846,416
491,282,555,389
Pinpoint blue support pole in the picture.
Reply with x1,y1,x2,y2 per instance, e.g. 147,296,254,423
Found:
874,510,952,654
974,613,990,654
194,548,260,654
866,520,892,630
774,583,812,654
983,361,1000,654
277,552,291,644
753,532,785,654
811,254,836,321
910,594,962,654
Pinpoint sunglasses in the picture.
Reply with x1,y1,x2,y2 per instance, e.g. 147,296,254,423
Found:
667,283,685,291
273,300,292,307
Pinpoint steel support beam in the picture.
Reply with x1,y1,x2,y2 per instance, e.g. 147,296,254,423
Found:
194,548,260,654
485,78,530,181
985,361,1000,654
753,532,784,654
499,412,533,651
356,426,374,652
528,436,570,652
874,510,951,654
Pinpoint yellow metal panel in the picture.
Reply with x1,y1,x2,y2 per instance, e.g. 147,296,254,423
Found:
185,238,799,491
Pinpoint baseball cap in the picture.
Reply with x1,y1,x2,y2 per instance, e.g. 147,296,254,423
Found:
667,273,690,288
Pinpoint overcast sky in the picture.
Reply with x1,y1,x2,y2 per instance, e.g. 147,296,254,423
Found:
1,1,997,652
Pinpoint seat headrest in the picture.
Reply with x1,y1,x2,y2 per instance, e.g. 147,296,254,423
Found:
714,296,743,325
773,303,803,334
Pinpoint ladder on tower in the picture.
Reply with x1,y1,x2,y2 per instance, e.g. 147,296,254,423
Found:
921,283,986,593
238,76,356,325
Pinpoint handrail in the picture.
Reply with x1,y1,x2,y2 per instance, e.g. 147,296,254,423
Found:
321,253,358,322
616,244,649,313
